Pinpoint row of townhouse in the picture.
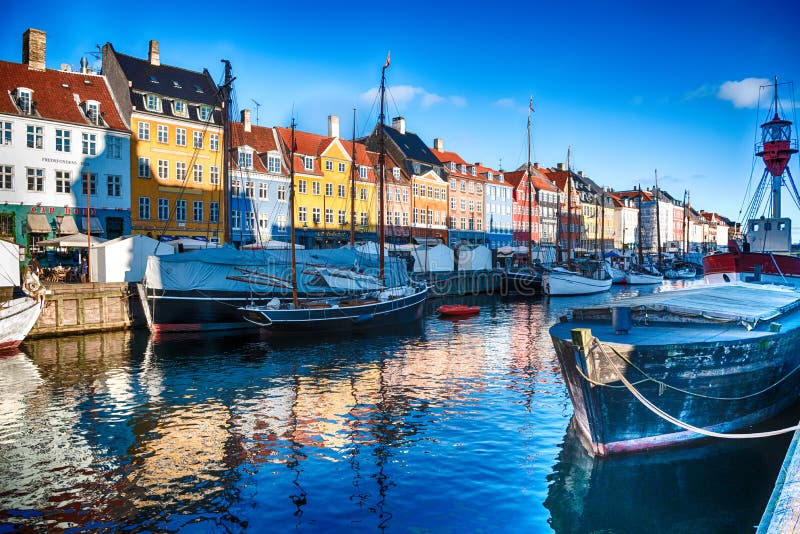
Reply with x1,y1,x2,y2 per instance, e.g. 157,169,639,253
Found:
0,28,731,261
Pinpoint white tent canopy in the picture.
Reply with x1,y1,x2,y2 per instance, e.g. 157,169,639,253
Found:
412,243,454,273
457,245,492,271
242,240,305,250
164,238,222,251
90,234,173,283
38,233,107,248
0,239,21,287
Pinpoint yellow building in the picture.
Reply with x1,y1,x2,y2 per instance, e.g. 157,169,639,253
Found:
102,40,225,243
275,117,377,248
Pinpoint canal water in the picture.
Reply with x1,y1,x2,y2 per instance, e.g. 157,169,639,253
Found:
0,284,794,532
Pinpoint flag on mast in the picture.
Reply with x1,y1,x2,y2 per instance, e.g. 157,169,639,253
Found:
384,51,391,68
529,96,535,113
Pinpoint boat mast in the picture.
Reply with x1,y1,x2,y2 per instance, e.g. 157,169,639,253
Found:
350,107,356,247
527,96,533,264
566,147,572,268
655,169,662,265
289,120,298,307
683,190,689,254
600,190,605,259
220,59,234,245
637,184,644,267
378,53,389,282
593,195,599,258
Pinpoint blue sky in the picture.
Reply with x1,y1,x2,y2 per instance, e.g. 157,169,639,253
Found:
4,0,799,226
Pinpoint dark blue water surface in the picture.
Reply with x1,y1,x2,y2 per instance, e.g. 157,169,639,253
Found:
0,283,794,532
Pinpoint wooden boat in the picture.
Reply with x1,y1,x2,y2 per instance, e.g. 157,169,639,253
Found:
625,267,663,285
550,282,800,456
663,263,696,279
437,304,480,316
0,297,43,353
543,264,612,296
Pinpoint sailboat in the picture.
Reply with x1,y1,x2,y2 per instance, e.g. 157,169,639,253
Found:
1,241,44,352
238,54,428,332
620,184,663,285
542,149,612,296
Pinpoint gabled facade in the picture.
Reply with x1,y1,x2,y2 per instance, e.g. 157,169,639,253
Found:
477,163,513,249
504,168,537,247
608,193,638,250
544,165,584,260
410,168,449,244
0,29,131,259
378,151,412,244
102,39,224,243
227,110,289,247
431,139,485,246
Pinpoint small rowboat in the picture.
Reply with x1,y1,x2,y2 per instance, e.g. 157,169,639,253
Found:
437,304,480,317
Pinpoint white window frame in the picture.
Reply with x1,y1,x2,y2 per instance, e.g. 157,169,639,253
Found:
193,164,203,183
193,131,203,149
55,129,71,152
267,154,281,173
139,197,151,220
176,128,186,147
82,133,97,155
0,121,11,146
55,170,71,193
210,166,219,185
157,124,168,144
210,133,219,151
303,156,314,170
26,124,43,149
146,94,162,112
138,157,151,178
158,159,169,179
173,100,188,117
175,199,187,222
176,161,187,181
138,121,150,141
107,136,122,159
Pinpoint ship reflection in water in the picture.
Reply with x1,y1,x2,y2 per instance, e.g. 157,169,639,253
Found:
0,286,793,531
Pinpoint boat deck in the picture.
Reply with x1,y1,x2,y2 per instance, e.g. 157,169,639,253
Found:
551,283,800,347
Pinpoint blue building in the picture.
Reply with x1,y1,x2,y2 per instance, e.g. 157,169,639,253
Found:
479,165,513,249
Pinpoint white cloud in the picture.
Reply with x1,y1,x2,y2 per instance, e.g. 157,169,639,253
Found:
493,98,516,108
360,85,465,108
717,78,769,108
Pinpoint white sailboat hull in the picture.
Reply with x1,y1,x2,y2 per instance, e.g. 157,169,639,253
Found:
625,271,663,285
0,297,42,351
543,268,612,296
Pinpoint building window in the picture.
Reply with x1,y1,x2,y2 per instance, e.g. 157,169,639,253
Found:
16,88,32,114
277,184,287,201
245,181,254,198
176,128,186,146
434,187,439,200
193,164,203,183
26,168,44,192
158,198,169,221
469,200,474,211
259,183,268,199
210,202,219,223
86,102,100,125
107,175,121,197
107,136,122,159
210,166,219,185
312,181,320,195
146,94,162,112
304,156,313,170
298,206,307,222
158,159,169,179
338,162,346,173
392,167,400,179
361,212,368,226
477,183,483,194
156,124,168,143
54,170,71,193
231,180,241,196
138,121,150,141
460,217,466,230
0,122,11,145
403,213,409,226
338,210,346,225
176,162,187,181
413,183,418,196
0,165,13,189
82,133,97,155
176,200,186,221
359,166,368,179
138,157,151,178
173,100,188,117
55,129,71,152
325,160,333,171
338,184,346,198
403,190,408,203
277,214,287,230
360,188,367,201
450,197,456,210
469,181,474,193
298,180,307,194
231,210,241,229
239,151,252,169
477,201,482,213
210,134,219,151
193,131,203,149
258,213,269,231
26,125,43,149
325,208,333,224
312,207,321,224
325,183,333,196
139,197,150,220
427,186,433,198
267,154,281,173
477,219,482,231
81,173,97,195
460,199,466,211
413,208,418,224
193,201,203,222
199,106,212,122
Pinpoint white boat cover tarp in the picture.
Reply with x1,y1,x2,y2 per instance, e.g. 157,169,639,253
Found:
144,246,410,294
412,244,454,273
90,235,174,283
0,240,21,287
457,245,492,271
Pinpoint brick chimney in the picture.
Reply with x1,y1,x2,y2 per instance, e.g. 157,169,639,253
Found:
328,115,339,138
433,138,444,152
23,29,46,71
392,116,406,134
533,162,540,169
148,40,160,66
241,109,251,132
557,163,564,170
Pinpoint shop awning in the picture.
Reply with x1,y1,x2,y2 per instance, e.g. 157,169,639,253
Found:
80,216,104,234
56,215,79,235
26,214,51,234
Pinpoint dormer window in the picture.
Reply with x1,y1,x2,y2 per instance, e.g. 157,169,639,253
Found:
15,88,33,114
84,100,100,125
487,172,493,181
199,105,212,122
392,167,400,179
448,162,455,171
238,149,253,169
303,156,314,170
469,166,476,176
267,153,281,173
173,100,188,117
359,166,368,179
145,94,162,112
459,164,466,174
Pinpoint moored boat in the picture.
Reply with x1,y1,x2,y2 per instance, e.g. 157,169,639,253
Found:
543,263,612,296
0,296,43,352
437,304,480,316
550,282,800,456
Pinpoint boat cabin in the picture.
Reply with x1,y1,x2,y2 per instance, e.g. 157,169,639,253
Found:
747,216,791,253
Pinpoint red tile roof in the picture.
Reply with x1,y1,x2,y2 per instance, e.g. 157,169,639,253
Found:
0,60,127,131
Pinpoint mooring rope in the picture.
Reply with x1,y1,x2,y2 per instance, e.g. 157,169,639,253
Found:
587,338,800,439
